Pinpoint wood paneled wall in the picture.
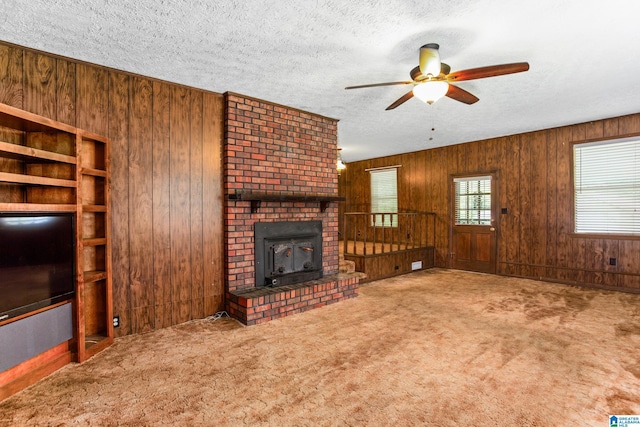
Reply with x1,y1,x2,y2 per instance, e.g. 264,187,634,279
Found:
342,114,640,291
0,41,225,336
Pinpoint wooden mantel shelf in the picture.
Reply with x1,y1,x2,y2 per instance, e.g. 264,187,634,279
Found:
227,190,345,213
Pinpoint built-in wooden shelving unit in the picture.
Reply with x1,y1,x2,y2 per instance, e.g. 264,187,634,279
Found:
0,102,113,396
76,128,112,362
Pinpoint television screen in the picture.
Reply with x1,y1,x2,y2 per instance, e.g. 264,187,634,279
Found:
0,213,75,321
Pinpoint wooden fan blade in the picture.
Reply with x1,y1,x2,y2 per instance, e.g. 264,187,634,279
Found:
446,85,479,105
386,90,414,110
447,62,529,82
345,81,413,90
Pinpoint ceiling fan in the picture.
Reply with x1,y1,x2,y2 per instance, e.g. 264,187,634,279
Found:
345,43,529,110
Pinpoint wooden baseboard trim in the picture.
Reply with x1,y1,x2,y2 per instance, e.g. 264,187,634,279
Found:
0,343,72,402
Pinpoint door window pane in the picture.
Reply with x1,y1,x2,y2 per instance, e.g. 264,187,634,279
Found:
455,176,492,225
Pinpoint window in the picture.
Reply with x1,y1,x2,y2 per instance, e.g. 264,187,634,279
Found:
370,167,398,227
454,176,492,225
574,138,640,234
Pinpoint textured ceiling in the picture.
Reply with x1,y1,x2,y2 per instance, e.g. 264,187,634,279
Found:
1,0,640,162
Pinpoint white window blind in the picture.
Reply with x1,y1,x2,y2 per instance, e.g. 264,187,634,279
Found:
370,168,398,227
454,176,492,225
574,138,640,234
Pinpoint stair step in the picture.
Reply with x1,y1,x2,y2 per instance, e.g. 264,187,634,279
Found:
339,259,356,274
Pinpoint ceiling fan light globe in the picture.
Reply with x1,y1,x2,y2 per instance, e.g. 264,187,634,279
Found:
413,81,449,104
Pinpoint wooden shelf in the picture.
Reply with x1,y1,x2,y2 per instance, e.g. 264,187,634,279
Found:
83,336,113,359
83,238,107,247
81,167,107,178
0,171,76,188
0,102,77,134
84,334,110,349
80,130,109,144
83,270,107,284
228,190,345,213
82,205,107,213
0,203,77,212
0,141,77,164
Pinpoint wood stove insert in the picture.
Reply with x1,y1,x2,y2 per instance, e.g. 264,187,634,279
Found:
255,221,323,287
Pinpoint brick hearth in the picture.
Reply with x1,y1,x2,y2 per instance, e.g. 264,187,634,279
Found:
224,93,359,324
227,274,359,325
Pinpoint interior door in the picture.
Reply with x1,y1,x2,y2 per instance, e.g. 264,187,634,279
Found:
451,174,497,274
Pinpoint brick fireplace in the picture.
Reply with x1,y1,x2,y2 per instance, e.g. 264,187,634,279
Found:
224,93,359,325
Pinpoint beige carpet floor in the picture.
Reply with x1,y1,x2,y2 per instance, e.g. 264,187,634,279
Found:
2,269,640,426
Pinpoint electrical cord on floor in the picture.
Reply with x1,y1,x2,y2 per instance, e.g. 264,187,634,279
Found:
208,311,229,321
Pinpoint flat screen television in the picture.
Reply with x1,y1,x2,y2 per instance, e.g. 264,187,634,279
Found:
0,213,76,322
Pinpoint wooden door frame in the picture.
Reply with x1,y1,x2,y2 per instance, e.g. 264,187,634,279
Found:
448,171,499,270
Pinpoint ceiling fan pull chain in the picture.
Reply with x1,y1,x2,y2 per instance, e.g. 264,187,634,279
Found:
429,112,435,142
